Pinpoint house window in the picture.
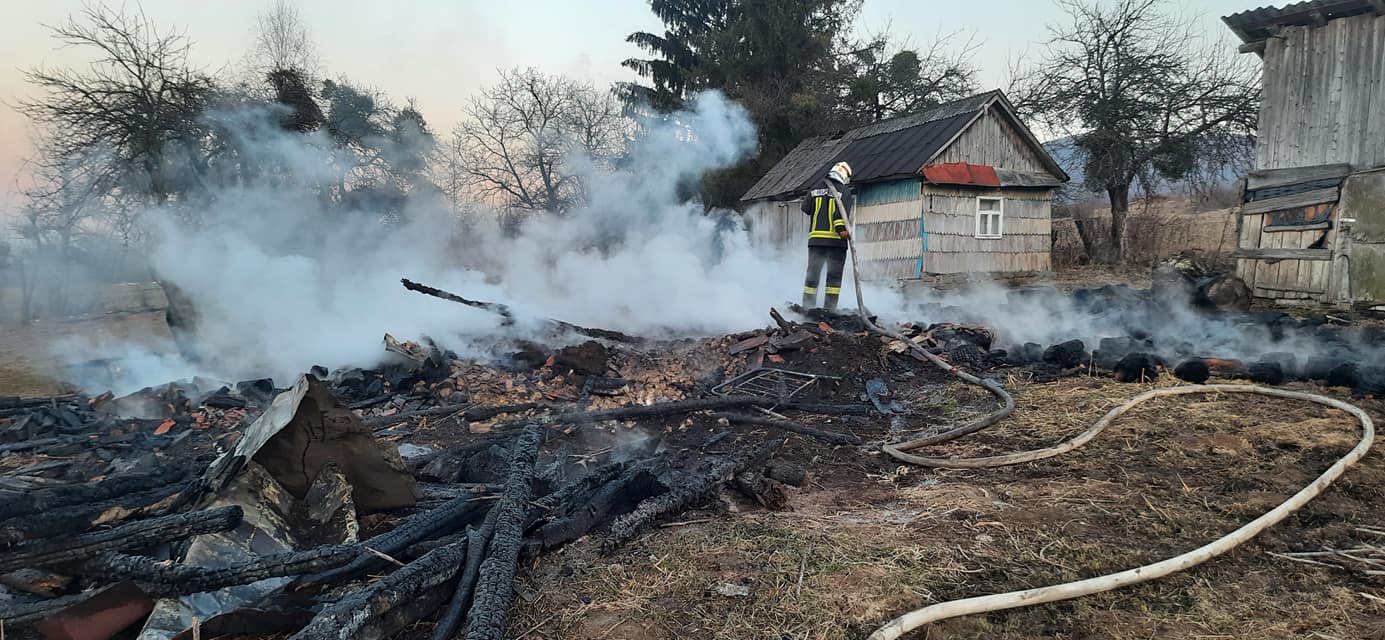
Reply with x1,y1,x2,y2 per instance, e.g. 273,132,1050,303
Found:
976,197,1003,239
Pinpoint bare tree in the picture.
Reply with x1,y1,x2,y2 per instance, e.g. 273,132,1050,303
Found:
454,68,630,215
1011,0,1259,263
19,3,214,205
250,0,319,76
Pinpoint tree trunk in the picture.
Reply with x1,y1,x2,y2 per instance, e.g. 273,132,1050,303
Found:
1107,184,1131,263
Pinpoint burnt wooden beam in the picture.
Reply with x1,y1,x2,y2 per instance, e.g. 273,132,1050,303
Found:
462,424,545,640
526,465,656,553
402,278,516,324
606,437,786,547
711,412,862,445
429,520,493,640
289,497,489,591
0,467,192,522
74,545,358,594
400,278,644,343
288,539,470,640
363,401,543,430
0,483,191,545
0,506,242,573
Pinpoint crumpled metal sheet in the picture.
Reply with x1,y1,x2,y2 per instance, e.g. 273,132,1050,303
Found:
136,463,301,640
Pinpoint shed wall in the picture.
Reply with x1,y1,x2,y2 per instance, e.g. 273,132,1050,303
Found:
913,186,1051,275
931,107,1052,174
1256,13,1385,171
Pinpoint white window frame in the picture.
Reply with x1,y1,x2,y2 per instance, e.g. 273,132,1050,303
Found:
975,196,1004,239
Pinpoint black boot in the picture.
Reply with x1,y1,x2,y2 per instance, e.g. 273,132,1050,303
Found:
824,294,839,311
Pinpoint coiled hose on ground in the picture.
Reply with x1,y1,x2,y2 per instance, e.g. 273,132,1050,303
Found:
828,189,1378,640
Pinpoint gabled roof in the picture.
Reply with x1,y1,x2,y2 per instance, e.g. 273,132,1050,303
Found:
1224,0,1383,50
740,90,1068,202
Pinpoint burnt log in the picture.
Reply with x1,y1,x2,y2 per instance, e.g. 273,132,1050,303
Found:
401,278,643,343
288,539,470,640
461,424,546,640
402,278,516,324
0,506,242,573
1112,353,1161,383
289,498,488,591
606,437,787,547
710,412,861,445
74,545,358,594
0,468,190,522
364,402,542,430
553,341,610,376
731,471,790,510
765,461,808,487
1043,340,1088,369
429,521,493,640
525,465,663,553
356,581,452,640
1241,361,1286,385
1173,360,1211,384
1327,363,1361,389
0,482,192,545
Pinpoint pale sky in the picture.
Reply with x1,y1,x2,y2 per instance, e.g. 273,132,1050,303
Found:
0,0,1255,209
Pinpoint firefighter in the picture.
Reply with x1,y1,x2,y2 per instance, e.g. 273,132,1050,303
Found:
801,161,853,310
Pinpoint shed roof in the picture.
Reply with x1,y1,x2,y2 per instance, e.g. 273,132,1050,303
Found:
740,90,1067,202
1224,0,1383,47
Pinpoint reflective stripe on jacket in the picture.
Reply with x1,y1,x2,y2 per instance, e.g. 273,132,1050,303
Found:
801,181,850,248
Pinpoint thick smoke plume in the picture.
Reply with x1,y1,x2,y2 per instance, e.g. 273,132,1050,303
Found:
61,93,894,393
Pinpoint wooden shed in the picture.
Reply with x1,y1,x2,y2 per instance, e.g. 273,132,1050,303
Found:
1224,0,1385,306
739,90,1069,280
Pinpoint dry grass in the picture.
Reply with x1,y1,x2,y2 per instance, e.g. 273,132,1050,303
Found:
510,375,1385,640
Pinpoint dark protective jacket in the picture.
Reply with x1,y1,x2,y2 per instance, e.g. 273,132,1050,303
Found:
800,179,854,248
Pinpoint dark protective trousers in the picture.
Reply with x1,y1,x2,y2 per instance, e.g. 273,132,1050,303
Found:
802,245,848,310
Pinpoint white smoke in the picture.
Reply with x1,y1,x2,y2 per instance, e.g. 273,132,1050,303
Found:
900,280,1376,371
59,92,895,393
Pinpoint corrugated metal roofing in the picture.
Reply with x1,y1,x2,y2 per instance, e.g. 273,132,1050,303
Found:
740,91,1001,202
1223,0,1380,43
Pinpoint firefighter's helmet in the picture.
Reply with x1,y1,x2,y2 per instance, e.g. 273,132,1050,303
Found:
828,161,852,185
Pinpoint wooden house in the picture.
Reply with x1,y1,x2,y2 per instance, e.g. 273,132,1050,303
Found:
739,90,1069,280
1224,0,1385,305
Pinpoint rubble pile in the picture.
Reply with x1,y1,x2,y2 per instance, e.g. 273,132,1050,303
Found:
4,276,1383,638
0,308,897,640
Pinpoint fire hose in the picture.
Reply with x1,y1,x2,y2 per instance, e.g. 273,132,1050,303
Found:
825,187,1377,640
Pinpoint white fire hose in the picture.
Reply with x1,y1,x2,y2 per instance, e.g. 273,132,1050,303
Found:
825,188,1377,640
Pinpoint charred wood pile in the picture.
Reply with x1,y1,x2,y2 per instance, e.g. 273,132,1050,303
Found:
4,273,1385,639
0,307,879,639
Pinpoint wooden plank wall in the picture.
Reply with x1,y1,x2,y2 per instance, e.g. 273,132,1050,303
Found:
745,186,1055,279
917,186,1051,274
930,107,1051,174
1256,13,1385,171
745,200,808,251
1236,207,1336,302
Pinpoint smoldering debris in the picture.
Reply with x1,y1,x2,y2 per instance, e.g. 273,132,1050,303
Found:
6,288,1385,637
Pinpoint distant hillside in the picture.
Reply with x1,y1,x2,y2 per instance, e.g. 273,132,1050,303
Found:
1043,136,1251,202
